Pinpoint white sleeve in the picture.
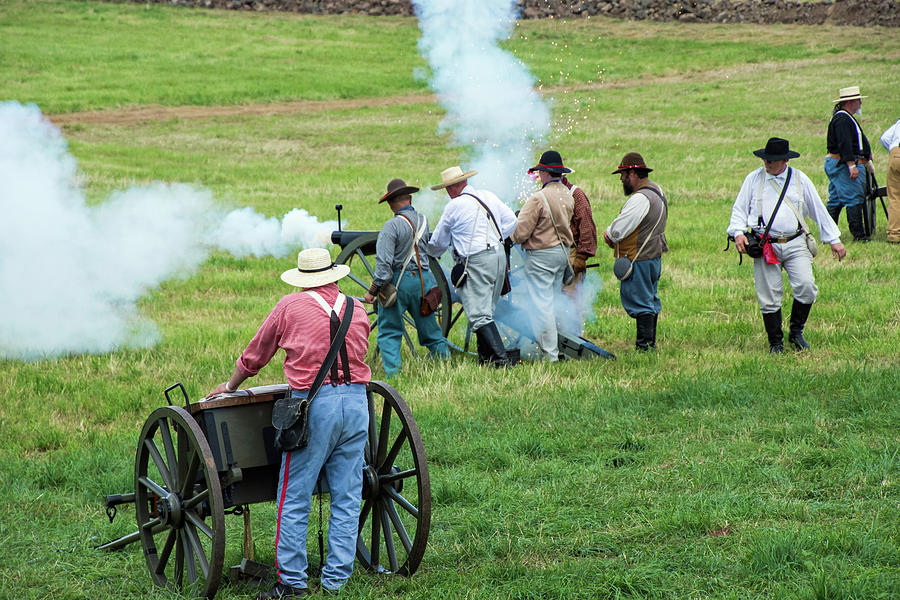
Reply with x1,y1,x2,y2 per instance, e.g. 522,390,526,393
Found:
426,202,456,256
798,172,841,244
727,170,757,238
881,119,900,151
605,193,649,242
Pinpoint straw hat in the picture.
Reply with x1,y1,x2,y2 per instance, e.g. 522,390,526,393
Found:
280,248,350,288
430,166,478,190
611,152,653,175
832,85,866,103
378,178,419,204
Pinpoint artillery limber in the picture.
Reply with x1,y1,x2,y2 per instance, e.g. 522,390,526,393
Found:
331,204,614,360
100,381,430,599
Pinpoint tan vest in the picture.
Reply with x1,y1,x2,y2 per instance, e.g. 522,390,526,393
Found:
615,181,668,260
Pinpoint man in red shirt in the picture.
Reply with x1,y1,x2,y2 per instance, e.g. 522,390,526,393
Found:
208,248,371,598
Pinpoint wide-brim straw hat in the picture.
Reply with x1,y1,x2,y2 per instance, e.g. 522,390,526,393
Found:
611,152,653,175
379,178,419,204
752,137,800,161
832,85,867,103
528,150,573,174
430,166,478,190
280,248,350,288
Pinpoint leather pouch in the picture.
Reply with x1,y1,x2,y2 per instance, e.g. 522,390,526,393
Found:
272,395,310,452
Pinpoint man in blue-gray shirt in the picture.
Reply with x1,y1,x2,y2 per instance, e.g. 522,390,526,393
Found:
364,178,449,377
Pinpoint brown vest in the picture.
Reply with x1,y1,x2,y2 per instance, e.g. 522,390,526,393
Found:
615,181,668,260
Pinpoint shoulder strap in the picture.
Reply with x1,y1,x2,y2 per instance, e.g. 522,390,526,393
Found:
399,213,429,295
762,167,793,239
836,110,864,150
536,190,566,247
618,187,666,262
306,295,354,403
305,290,345,315
394,212,423,280
461,192,503,241
777,178,810,234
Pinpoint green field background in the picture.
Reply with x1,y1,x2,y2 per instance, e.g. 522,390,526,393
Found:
1,1,899,598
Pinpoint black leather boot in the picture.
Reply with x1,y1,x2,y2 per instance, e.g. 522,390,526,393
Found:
635,314,655,351
846,204,869,241
762,309,784,354
474,328,490,366
788,300,812,351
479,322,509,368
650,313,659,349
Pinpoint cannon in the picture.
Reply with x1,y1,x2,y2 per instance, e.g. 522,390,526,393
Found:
99,381,430,599
331,204,614,360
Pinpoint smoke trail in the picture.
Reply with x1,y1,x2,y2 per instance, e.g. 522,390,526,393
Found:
412,1,607,352
412,0,551,204
0,102,333,360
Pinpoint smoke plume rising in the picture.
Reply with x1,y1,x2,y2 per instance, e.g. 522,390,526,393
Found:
412,0,551,203
412,0,603,347
0,102,334,360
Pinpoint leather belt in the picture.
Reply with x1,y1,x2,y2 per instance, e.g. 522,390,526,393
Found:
770,231,803,244
827,153,865,162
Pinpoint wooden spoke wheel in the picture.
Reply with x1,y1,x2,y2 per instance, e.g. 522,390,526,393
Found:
357,381,431,576
134,406,225,599
335,232,469,353
863,169,878,238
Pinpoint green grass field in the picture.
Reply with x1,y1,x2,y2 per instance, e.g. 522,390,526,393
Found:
1,1,899,598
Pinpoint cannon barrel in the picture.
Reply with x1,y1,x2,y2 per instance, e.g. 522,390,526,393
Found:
331,229,378,254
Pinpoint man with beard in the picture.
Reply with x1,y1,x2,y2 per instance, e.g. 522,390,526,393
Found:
825,85,874,242
603,152,668,351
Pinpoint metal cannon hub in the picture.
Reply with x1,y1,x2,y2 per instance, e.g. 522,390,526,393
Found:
156,491,184,528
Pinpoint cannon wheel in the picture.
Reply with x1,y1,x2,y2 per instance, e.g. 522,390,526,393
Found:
357,381,431,576
335,232,466,354
862,169,878,238
134,405,225,599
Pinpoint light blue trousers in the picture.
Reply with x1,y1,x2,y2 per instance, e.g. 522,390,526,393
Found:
456,245,506,331
825,156,865,208
275,384,367,592
376,269,449,378
523,245,569,361
619,257,662,318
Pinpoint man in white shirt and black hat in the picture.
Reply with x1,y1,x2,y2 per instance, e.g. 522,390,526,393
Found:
427,166,517,367
729,137,846,353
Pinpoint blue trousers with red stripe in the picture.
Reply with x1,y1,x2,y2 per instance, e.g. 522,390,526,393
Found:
275,383,368,591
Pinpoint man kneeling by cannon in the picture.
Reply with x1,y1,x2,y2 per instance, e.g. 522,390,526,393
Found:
207,248,371,598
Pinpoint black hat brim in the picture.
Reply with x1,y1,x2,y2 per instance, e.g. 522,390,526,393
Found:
753,148,800,161
378,185,419,203
611,166,653,175
528,165,573,174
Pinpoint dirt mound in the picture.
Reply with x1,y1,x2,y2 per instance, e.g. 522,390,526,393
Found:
130,0,898,27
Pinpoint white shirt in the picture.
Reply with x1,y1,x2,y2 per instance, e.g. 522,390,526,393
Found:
606,192,650,242
727,166,841,244
427,184,518,258
880,118,900,151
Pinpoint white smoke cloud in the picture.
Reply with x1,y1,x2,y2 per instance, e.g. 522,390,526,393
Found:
413,0,551,205
211,207,335,258
412,1,609,354
0,102,334,360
